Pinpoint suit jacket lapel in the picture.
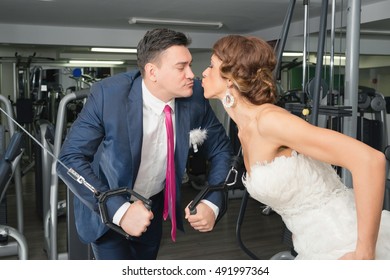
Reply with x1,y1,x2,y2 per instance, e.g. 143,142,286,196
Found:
127,77,143,186
174,99,190,231
174,99,190,174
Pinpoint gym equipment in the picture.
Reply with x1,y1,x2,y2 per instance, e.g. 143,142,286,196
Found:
34,120,56,220
96,188,152,238
0,95,25,259
188,147,243,224
357,86,388,152
44,89,90,260
0,131,27,260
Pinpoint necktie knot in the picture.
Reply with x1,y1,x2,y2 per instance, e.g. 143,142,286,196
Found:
164,104,172,115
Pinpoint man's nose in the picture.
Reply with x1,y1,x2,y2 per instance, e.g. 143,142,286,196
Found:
186,67,195,79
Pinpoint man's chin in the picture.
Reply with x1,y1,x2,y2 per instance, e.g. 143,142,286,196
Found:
175,91,193,98
184,91,194,97
183,87,194,96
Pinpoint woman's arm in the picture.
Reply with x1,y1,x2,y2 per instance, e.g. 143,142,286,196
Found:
260,107,386,259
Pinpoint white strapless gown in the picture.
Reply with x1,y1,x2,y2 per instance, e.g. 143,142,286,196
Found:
243,151,390,259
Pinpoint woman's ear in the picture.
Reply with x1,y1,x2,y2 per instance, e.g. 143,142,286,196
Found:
226,79,234,88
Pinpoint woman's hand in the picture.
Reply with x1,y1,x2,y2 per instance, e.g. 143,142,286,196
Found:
338,251,375,260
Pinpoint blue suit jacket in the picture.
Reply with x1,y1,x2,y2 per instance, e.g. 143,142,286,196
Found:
57,70,232,243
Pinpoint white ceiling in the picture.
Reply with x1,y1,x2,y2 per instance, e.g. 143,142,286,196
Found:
0,0,389,63
0,0,387,33
0,0,326,33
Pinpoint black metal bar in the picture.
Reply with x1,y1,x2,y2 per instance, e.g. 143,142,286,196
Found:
188,147,243,223
274,0,297,81
97,188,152,239
309,0,329,125
235,189,259,260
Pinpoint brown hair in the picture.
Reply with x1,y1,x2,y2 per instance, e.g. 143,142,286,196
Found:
137,28,191,77
212,35,277,105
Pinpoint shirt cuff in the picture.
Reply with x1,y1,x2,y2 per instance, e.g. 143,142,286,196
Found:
112,202,131,226
201,199,219,219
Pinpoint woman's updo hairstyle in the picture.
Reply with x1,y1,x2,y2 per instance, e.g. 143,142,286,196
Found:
212,35,277,105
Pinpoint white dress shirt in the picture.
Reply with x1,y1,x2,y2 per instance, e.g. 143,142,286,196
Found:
113,80,175,225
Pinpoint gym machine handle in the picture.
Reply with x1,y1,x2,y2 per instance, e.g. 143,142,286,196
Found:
188,148,243,223
97,188,152,239
188,183,226,215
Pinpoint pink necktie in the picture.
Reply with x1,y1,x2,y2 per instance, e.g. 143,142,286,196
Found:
163,105,176,241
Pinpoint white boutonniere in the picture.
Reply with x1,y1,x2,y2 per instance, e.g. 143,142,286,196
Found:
189,128,207,153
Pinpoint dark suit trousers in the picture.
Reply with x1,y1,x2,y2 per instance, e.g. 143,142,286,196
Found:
91,190,164,260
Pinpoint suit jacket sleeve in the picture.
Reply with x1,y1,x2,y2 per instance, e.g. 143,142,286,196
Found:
56,72,140,217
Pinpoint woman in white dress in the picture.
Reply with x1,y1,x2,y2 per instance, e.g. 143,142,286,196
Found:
198,34,390,259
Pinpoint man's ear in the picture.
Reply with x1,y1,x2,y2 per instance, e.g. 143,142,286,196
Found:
145,63,157,82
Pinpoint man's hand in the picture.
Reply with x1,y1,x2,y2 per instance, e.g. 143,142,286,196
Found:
119,200,153,237
185,202,216,232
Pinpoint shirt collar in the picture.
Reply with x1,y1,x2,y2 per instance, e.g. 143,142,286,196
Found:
142,80,175,114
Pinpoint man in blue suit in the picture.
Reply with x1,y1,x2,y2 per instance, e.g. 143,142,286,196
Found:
57,28,233,260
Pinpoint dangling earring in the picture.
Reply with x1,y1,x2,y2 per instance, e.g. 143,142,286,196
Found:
222,90,235,108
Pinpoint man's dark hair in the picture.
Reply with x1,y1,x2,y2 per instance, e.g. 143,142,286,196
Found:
137,28,192,76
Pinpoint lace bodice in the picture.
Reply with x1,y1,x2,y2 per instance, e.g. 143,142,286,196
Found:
244,151,351,216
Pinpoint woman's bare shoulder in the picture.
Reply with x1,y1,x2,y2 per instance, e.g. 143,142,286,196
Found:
255,104,307,139
257,104,291,124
